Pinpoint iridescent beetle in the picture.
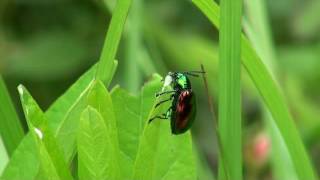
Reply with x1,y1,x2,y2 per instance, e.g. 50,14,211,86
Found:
149,70,205,135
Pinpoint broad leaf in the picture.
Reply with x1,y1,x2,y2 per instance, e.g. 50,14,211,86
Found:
85,80,120,178
1,134,39,180
78,106,116,180
132,75,197,180
17,85,72,180
111,87,139,178
110,74,162,179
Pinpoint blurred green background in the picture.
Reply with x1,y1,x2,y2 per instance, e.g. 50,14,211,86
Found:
1,0,320,179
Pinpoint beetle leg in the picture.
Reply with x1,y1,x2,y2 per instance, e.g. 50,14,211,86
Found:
148,115,168,123
148,106,172,124
155,90,176,97
155,95,174,108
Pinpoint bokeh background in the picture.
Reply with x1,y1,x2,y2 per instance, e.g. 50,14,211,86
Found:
1,0,320,179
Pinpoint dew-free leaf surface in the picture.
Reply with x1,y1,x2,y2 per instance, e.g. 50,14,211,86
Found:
0,76,24,156
78,106,117,180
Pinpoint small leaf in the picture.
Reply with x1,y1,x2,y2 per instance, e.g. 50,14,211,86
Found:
47,61,117,163
78,106,116,180
17,85,72,180
86,80,120,178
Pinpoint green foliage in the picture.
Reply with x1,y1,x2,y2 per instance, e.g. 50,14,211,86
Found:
192,0,317,179
2,0,320,179
1,73,197,180
78,107,117,180
18,85,73,180
0,76,24,156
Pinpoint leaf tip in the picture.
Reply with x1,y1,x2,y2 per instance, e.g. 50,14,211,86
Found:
17,84,25,96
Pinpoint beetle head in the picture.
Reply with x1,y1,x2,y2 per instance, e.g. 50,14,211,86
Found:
162,72,174,91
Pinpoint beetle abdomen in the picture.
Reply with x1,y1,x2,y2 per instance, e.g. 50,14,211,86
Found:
171,90,196,134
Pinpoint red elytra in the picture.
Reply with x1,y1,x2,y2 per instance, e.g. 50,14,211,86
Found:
171,90,196,135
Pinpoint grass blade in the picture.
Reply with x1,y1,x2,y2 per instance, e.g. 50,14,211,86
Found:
96,0,132,83
0,76,24,156
0,137,9,175
123,0,142,92
218,0,242,179
192,0,317,179
244,0,298,179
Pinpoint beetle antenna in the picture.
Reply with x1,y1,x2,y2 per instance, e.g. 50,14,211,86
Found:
183,70,206,74
184,72,200,77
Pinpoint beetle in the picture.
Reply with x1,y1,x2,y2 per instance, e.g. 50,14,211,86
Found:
148,70,205,135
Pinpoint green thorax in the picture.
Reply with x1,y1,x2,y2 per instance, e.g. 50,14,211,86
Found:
175,73,191,90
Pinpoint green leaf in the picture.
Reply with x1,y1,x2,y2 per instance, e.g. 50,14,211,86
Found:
96,0,132,83
78,106,117,180
110,74,162,179
47,61,116,163
46,63,97,132
132,75,197,180
17,85,73,180
85,80,120,178
1,134,39,180
111,87,140,178
192,0,317,179
0,137,9,175
0,76,24,156
2,62,117,180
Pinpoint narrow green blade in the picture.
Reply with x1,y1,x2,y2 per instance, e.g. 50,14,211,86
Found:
218,0,242,179
0,76,24,156
96,0,132,83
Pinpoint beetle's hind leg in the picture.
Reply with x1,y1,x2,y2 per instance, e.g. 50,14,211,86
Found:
148,115,168,123
148,107,173,124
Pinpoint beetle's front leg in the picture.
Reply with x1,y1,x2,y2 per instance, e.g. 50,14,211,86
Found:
156,90,176,97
